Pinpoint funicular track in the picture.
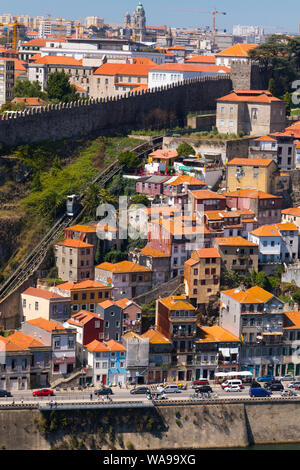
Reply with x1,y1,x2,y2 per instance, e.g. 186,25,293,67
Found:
0,135,164,302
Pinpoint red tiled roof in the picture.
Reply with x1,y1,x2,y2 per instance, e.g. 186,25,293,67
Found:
227,158,274,167
26,317,65,332
94,62,156,76
57,238,94,248
218,90,281,103
22,287,65,300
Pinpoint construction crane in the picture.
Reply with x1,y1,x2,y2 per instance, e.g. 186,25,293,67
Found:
169,7,227,49
0,21,20,49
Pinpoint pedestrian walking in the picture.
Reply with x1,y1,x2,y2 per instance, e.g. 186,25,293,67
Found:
90,392,93,401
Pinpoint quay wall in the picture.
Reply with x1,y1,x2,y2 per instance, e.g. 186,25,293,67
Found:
0,401,300,450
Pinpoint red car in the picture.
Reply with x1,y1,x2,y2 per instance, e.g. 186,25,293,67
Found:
192,379,209,388
32,389,54,397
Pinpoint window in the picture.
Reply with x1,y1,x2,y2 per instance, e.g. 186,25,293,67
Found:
54,337,61,349
251,108,258,119
193,269,198,275
35,302,39,311
23,299,26,308
95,321,100,328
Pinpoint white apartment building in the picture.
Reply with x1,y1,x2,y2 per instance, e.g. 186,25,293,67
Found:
148,63,229,89
38,38,166,64
248,223,299,266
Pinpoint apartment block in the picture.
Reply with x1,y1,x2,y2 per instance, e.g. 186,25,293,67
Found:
214,236,258,274
184,248,221,307
55,239,95,283
217,90,286,136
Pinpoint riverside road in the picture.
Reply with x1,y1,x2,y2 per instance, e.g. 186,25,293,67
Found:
0,384,298,406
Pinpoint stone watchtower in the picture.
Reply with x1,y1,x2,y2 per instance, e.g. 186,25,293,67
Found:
230,60,269,90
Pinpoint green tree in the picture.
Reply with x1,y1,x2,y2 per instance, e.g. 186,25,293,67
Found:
46,71,78,103
104,250,127,264
283,92,291,114
13,79,45,99
130,194,150,207
118,151,140,172
176,142,195,156
249,35,300,96
32,171,42,192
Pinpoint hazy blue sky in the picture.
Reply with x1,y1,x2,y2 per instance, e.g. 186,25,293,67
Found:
6,0,300,33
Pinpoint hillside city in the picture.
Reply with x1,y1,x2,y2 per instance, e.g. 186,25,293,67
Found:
0,3,300,408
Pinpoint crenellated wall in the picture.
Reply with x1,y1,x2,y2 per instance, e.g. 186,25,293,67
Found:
0,76,232,147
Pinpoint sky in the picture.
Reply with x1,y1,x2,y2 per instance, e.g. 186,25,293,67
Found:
6,0,300,34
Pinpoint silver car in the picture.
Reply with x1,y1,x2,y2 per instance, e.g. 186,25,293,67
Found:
287,381,300,389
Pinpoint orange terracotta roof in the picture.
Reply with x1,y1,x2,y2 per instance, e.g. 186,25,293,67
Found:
33,55,82,66
70,280,109,290
6,331,46,348
56,282,76,291
98,300,115,309
94,62,155,76
217,43,257,57
149,149,178,159
12,97,47,106
168,175,206,186
105,339,126,352
250,223,298,237
141,328,171,344
159,295,196,311
22,38,47,47
66,224,96,233
96,261,151,273
284,312,300,329
185,55,216,64
185,258,199,267
254,135,277,142
215,236,258,247
190,189,226,200
0,336,25,352
22,287,65,300
222,286,274,304
57,238,94,248
194,248,221,258
197,325,240,343
26,317,65,332
115,298,136,309
0,57,27,71
67,311,101,327
140,247,171,258
224,189,281,199
282,207,300,217
227,158,274,167
218,89,281,103
85,339,109,352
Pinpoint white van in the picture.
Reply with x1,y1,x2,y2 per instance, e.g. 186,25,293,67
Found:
221,379,243,390
158,384,180,394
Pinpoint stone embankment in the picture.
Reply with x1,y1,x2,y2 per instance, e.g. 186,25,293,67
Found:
0,401,300,450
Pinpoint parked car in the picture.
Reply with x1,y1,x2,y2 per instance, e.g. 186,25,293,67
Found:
282,389,297,397
195,385,213,394
32,389,54,397
130,386,150,395
221,379,243,390
278,374,295,381
288,381,300,389
249,387,272,397
158,384,180,394
224,385,242,392
264,381,284,391
0,390,12,397
257,375,275,383
94,387,113,396
192,379,209,388
250,381,261,389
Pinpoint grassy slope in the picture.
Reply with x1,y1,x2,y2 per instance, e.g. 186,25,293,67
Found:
1,135,145,279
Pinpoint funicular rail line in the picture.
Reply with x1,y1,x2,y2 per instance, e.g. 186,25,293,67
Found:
0,135,164,302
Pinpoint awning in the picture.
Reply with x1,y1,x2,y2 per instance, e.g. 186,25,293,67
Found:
262,332,283,335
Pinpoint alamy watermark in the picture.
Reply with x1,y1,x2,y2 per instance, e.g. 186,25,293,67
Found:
95,197,205,251
292,80,300,105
